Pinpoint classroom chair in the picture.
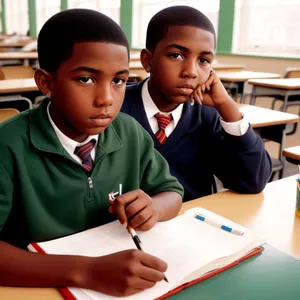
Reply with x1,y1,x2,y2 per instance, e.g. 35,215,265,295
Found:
0,69,5,80
0,95,33,111
0,108,19,122
0,65,35,80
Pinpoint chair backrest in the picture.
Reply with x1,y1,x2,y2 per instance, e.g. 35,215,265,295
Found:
284,67,300,78
0,65,35,80
0,69,5,80
0,108,19,122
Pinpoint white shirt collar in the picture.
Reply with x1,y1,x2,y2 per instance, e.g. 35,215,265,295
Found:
141,78,183,127
47,102,98,160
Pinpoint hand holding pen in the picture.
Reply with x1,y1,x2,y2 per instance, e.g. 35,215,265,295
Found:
109,185,168,282
108,187,159,231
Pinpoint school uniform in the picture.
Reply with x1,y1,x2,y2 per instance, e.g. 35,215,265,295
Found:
0,98,183,249
121,79,272,201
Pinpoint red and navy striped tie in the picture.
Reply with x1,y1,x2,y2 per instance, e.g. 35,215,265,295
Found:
154,113,173,144
74,139,96,171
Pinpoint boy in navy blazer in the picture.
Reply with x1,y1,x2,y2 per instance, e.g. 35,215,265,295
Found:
122,6,272,201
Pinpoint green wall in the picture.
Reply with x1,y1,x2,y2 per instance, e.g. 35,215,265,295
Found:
0,0,295,59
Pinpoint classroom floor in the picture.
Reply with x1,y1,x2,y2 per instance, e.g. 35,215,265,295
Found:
245,96,300,180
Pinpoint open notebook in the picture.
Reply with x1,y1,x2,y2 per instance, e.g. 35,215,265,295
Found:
28,207,264,300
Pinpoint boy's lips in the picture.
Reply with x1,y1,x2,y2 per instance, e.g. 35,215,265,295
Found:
90,113,112,127
176,84,195,96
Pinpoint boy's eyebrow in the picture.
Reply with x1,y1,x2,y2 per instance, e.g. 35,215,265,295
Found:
71,66,130,75
166,44,214,56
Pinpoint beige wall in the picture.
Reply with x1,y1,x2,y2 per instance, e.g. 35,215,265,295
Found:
215,55,300,76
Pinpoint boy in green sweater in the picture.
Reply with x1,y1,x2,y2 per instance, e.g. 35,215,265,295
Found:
0,9,183,297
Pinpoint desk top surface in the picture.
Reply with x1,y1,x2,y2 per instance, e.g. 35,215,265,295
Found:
248,78,300,89
0,51,38,60
180,175,300,259
283,146,300,160
0,74,140,94
217,71,281,82
0,40,33,47
129,60,245,71
0,176,299,299
237,103,300,127
0,81,298,128
0,78,38,93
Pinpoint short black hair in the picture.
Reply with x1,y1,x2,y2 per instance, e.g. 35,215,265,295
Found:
146,6,216,51
38,9,129,74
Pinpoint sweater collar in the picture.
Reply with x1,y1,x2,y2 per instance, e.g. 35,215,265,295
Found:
29,98,122,158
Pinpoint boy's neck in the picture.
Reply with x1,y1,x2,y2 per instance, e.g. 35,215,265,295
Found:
148,79,180,113
49,103,89,143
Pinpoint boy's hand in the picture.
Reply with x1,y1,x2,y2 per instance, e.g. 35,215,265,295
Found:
191,70,231,107
109,189,159,231
83,250,167,296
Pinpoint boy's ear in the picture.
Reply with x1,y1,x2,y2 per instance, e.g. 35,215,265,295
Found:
34,68,53,98
140,48,153,73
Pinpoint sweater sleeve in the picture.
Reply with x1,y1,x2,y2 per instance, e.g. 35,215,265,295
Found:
204,110,272,194
0,162,13,233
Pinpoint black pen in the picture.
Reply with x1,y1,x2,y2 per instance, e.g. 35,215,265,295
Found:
127,225,169,283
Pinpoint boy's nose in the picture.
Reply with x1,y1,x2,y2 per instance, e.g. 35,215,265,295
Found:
94,85,113,107
181,60,198,79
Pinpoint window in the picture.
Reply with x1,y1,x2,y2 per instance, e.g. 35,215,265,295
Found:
68,0,120,24
233,0,300,57
132,0,220,49
5,0,28,35
36,0,61,34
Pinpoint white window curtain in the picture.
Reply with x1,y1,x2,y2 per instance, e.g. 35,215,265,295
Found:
233,0,300,57
5,0,28,35
36,0,61,34
132,0,220,49
68,0,120,24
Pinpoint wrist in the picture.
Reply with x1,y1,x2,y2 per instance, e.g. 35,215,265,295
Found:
152,199,162,222
69,255,93,288
216,97,242,122
215,95,235,110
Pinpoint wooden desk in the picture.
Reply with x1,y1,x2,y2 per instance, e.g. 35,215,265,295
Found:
237,103,299,179
283,146,300,165
0,51,38,66
1,176,299,299
0,78,38,94
237,103,299,128
0,52,38,60
212,63,245,72
129,61,246,80
129,51,245,71
0,75,140,94
181,175,300,259
0,40,33,48
217,71,281,103
248,78,300,111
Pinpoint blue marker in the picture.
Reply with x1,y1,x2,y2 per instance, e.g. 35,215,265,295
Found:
194,214,244,236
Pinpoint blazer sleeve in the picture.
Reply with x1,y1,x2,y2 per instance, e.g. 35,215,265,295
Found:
204,110,272,194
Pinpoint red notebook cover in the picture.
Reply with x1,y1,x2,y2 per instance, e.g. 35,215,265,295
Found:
30,242,262,300
155,246,263,299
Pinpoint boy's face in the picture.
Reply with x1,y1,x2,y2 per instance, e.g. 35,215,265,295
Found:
48,42,129,142
146,26,215,108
